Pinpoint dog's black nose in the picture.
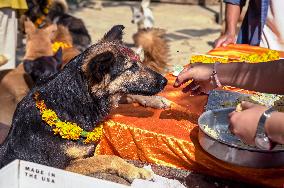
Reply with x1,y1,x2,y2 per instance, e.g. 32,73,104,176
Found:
160,77,168,88
131,20,135,24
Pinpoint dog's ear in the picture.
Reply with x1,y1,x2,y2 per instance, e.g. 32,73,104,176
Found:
24,19,36,34
103,25,124,42
141,0,150,8
54,47,63,68
44,24,57,40
88,51,115,83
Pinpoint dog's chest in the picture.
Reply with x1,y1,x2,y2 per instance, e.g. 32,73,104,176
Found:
62,142,95,160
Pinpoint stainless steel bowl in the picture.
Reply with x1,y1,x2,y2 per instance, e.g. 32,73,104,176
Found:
198,107,284,168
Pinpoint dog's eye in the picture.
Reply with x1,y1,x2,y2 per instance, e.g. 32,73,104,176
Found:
129,63,139,72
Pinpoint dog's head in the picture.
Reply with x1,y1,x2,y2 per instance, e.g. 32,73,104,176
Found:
78,25,167,107
23,48,63,83
131,6,144,25
131,0,154,29
24,19,57,60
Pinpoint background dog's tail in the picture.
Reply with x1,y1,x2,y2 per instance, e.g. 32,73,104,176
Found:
133,28,170,75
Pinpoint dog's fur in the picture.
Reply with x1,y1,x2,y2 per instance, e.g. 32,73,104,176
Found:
0,64,33,126
0,20,62,126
0,25,166,180
131,0,154,30
24,0,91,51
46,0,91,51
131,0,169,75
0,54,62,127
24,19,57,60
23,19,64,83
129,1,171,108
52,25,81,66
23,49,63,84
133,28,170,75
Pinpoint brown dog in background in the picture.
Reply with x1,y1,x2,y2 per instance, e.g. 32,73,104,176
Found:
0,20,59,127
133,28,170,75
52,25,81,66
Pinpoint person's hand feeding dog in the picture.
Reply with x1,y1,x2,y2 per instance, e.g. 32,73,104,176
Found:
173,62,284,149
173,63,220,94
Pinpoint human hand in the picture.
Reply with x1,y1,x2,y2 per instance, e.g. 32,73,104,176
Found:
173,63,217,94
214,33,236,48
228,101,268,145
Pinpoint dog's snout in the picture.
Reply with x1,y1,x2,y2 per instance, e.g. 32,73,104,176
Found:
131,20,135,24
160,77,167,88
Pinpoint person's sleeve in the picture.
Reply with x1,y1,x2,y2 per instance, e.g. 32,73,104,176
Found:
223,0,246,6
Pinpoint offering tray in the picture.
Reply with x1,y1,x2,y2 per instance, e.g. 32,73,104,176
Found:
198,107,284,168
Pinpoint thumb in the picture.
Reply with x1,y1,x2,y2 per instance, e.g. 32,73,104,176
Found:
222,37,235,47
214,37,226,48
174,68,194,87
241,101,257,110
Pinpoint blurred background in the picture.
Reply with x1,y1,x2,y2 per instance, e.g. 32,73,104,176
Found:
62,0,222,69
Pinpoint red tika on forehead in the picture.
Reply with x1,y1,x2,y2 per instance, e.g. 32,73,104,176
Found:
120,47,141,62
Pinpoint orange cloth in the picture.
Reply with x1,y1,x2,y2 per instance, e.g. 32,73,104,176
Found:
208,44,284,59
96,45,284,187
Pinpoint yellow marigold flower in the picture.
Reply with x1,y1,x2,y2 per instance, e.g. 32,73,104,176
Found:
83,125,103,144
42,109,58,126
190,50,279,64
52,42,72,53
34,92,104,143
190,55,229,64
54,121,83,140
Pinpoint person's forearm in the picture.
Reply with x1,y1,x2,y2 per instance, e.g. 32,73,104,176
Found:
217,60,284,94
225,3,241,35
265,112,284,144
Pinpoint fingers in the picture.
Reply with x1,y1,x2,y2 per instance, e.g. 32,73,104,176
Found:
214,37,226,48
228,111,236,118
182,81,199,93
221,37,234,47
214,35,235,48
174,67,194,87
240,101,256,110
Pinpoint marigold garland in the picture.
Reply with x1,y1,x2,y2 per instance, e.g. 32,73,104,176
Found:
190,50,280,64
52,42,73,53
34,92,103,144
34,0,52,27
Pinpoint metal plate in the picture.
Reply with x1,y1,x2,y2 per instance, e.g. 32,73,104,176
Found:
198,107,284,168
199,107,284,152
205,90,248,111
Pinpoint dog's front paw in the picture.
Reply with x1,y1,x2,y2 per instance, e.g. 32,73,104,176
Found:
127,95,172,109
124,167,153,182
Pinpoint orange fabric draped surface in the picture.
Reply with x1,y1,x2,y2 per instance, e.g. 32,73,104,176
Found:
95,45,284,187
208,44,284,59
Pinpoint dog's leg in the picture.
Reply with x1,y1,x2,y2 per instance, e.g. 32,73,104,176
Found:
65,155,153,182
124,94,171,109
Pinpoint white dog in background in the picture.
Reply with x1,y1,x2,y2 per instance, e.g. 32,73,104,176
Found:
131,0,154,29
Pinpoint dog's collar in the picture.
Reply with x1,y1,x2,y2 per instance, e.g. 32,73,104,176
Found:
34,92,103,144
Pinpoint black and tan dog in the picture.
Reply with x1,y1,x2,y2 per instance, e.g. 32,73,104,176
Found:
0,25,167,181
